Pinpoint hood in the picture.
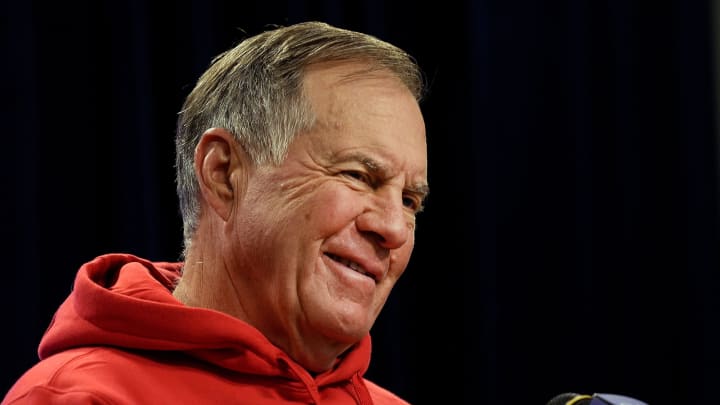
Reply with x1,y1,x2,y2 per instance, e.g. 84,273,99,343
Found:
38,253,372,384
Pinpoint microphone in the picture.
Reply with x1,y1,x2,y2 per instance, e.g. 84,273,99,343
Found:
546,392,648,405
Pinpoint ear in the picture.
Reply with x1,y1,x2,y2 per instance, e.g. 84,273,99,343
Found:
194,127,250,222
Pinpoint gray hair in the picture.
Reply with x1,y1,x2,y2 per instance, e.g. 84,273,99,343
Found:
175,21,425,255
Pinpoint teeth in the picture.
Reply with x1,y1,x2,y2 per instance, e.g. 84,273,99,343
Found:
340,257,366,275
329,254,370,278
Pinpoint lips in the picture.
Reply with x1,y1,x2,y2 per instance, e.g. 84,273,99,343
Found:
325,253,375,281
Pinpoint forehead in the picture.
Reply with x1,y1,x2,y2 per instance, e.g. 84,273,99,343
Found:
301,61,428,178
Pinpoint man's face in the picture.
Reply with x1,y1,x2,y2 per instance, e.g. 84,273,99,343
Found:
228,62,427,370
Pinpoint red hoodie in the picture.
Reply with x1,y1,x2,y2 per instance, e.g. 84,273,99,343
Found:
3,253,409,404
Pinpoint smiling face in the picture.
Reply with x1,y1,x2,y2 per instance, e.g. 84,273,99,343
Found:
226,62,428,371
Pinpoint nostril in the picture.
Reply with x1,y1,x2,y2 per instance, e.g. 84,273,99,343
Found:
360,230,388,246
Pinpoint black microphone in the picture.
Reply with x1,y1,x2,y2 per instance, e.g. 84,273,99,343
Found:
546,392,648,405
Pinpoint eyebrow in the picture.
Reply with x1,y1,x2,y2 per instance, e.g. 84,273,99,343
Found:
408,182,430,200
340,152,430,200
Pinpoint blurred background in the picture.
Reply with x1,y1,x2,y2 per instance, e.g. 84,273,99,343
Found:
2,1,718,404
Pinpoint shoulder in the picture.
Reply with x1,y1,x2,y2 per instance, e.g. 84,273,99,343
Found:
363,379,412,405
3,347,175,405
3,347,117,404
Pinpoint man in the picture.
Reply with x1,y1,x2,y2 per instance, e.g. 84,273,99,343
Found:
3,21,429,404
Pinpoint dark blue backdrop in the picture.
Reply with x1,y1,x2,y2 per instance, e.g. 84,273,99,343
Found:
3,1,718,404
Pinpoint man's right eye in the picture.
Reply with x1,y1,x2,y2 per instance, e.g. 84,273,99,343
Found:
342,170,372,185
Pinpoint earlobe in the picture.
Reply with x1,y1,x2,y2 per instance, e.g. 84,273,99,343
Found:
195,128,247,221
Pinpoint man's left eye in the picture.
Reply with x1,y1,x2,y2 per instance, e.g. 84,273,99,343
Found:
403,195,423,213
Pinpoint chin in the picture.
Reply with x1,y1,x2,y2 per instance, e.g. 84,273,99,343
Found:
325,318,373,344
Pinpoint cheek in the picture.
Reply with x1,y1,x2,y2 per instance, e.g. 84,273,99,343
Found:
303,186,362,233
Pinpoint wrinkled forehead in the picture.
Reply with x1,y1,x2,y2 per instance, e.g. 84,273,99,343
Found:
299,61,427,178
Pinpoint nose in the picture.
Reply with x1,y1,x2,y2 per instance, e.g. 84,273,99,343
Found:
355,188,411,249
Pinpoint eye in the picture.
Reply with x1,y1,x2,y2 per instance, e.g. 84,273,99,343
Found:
342,170,372,185
403,195,424,213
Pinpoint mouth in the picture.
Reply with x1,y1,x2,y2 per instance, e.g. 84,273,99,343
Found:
325,253,375,281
